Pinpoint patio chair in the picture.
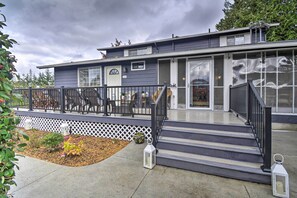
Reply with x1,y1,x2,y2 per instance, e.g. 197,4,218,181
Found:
65,88,84,113
112,92,137,117
152,88,172,109
47,89,61,111
81,88,103,114
32,90,48,109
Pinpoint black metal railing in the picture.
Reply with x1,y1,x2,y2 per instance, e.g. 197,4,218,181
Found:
11,84,163,117
10,88,29,108
106,85,162,117
230,81,272,172
151,85,167,147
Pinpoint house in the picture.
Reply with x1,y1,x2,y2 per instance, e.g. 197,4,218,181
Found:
14,23,297,184
37,22,297,123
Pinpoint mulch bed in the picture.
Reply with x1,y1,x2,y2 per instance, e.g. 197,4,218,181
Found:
18,128,130,167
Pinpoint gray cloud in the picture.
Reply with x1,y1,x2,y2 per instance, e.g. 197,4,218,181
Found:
1,0,225,74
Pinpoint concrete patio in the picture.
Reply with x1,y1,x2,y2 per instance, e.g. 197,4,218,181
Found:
9,130,297,198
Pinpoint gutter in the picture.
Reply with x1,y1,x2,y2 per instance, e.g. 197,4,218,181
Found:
37,40,297,69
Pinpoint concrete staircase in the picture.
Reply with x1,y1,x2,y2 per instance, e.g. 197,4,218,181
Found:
156,121,271,184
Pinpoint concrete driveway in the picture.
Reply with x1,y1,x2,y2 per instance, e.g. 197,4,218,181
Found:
9,130,296,198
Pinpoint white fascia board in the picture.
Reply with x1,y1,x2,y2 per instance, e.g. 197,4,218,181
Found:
37,41,297,69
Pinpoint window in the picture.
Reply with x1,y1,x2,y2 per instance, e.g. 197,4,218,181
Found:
131,61,145,71
124,46,152,57
227,35,245,46
78,67,102,87
129,48,147,56
231,49,297,113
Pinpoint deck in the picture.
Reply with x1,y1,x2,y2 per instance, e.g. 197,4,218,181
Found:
15,108,245,126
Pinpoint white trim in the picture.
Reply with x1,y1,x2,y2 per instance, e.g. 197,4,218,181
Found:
186,57,213,110
131,61,146,71
37,42,297,69
124,49,129,57
77,66,102,87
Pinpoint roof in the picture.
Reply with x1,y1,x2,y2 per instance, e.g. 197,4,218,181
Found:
37,39,297,69
97,23,280,51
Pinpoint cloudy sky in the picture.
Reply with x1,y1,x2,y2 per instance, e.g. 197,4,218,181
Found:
2,0,225,74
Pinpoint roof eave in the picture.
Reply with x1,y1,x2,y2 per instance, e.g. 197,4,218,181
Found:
96,27,252,51
37,40,297,69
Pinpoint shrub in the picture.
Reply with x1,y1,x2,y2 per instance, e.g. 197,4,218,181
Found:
42,133,64,151
0,3,28,195
133,132,145,144
28,134,42,149
63,137,83,156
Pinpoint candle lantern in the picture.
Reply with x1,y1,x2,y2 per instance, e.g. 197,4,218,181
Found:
143,138,156,169
60,122,70,136
271,154,289,198
24,118,32,130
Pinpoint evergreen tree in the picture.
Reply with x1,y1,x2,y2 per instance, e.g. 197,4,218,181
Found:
216,0,297,41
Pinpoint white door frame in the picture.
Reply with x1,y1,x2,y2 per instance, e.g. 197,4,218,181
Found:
186,57,213,110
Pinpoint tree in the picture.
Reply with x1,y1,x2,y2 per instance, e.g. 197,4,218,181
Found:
110,38,132,47
13,69,54,88
0,3,28,196
216,0,297,41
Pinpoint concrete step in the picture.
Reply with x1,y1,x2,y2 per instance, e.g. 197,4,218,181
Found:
161,126,257,146
163,120,252,133
157,136,263,163
157,149,271,184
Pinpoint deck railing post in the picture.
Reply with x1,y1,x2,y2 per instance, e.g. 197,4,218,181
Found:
229,85,232,112
245,81,251,125
103,84,108,116
151,103,157,147
164,84,168,120
261,107,272,172
60,86,65,113
28,87,33,111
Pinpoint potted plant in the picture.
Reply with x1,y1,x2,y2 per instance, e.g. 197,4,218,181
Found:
133,132,145,144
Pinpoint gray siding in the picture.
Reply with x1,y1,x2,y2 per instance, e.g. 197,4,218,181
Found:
210,37,220,47
106,49,124,58
174,37,220,51
152,42,173,54
55,66,78,87
106,36,221,58
121,59,157,86
152,37,220,54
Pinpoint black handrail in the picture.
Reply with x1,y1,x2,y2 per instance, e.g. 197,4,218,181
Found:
151,85,167,147
230,81,271,172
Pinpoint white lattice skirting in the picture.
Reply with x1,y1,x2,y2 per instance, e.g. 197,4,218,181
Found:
17,116,151,141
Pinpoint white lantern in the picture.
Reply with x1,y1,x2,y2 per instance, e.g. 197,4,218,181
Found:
271,154,289,198
143,139,156,169
60,122,70,136
24,119,32,130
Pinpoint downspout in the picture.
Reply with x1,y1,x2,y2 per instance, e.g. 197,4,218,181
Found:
154,42,159,53
250,28,252,44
